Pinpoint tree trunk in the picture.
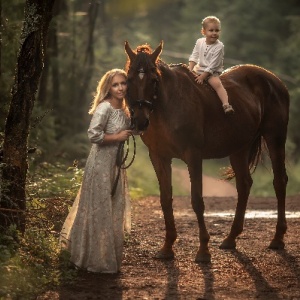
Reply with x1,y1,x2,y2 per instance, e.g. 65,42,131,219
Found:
79,0,98,91
0,0,2,78
37,0,61,108
0,0,55,233
75,0,98,131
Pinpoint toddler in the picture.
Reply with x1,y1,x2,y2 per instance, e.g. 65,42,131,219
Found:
189,16,234,114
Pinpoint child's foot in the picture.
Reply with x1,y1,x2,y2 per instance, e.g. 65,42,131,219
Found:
223,104,235,114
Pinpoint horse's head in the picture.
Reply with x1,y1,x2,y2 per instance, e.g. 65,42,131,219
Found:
124,41,163,132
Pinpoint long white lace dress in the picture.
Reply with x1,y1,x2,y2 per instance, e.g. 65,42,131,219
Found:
60,101,131,273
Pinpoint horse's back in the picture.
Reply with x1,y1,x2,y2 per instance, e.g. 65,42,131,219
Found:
198,64,289,158
222,64,289,105
221,64,289,123
146,63,289,159
221,65,290,148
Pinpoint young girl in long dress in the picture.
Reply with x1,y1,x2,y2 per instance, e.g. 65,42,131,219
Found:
60,69,132,273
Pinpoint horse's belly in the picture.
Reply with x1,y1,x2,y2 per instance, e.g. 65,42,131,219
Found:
202,131,256,159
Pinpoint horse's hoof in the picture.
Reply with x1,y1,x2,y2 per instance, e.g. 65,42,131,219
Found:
219,238,236,249
195,252,211,263
154,249,175,260
269,239,285,250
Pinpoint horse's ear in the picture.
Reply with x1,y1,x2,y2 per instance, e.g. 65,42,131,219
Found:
124,40,136,61
151,40,163,63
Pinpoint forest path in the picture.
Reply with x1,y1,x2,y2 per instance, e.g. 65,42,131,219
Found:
172,166,237,197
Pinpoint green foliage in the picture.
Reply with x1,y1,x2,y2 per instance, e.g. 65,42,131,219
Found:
288,87,300,160
27,162,82,198
3,0,300,162
0,164,81,299
0,226,76,299
0,1,24,130
2,0,300,197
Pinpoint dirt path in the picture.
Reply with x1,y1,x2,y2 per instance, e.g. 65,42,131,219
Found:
173,167,237,197
39,194,300,300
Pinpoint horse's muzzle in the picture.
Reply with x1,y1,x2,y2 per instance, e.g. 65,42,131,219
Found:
131,117,150,132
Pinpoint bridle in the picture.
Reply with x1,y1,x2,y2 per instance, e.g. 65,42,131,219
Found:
111,67,159,196
126,67,159,118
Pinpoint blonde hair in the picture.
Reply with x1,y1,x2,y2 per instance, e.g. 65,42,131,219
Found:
89,68,127,115
201,16,221,35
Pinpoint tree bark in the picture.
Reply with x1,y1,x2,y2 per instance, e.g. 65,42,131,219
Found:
75,0,98,131
37,0,61,108
0,0,2,78
0,0,55,233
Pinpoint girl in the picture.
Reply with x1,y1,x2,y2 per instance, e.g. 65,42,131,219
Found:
60,69,132,273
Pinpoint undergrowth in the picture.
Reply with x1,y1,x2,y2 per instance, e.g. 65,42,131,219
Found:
0,162,81,299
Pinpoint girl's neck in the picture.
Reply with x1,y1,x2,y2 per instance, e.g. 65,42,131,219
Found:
109,98,123,109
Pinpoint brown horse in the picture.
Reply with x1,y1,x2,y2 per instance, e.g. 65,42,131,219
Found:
124,41,289,262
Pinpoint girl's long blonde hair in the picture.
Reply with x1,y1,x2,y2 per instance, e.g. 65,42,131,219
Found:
88,68,128,115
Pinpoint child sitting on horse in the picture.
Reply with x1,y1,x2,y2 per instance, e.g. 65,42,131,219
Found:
188,16,234,114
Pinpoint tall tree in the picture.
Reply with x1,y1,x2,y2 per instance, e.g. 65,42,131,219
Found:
76,0,99,122
0,0,2,78
0,0,55,232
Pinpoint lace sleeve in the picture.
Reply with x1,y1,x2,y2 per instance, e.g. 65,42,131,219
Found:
87,102,111,144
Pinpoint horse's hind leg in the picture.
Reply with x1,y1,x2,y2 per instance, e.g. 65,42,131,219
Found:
264,135,288,249
149,152,176,259
220,150,253,249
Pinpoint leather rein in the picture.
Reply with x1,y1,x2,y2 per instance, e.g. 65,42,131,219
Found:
111,133,136,196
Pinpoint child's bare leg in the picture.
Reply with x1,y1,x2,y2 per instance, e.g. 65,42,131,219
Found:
208,76,234,114
208,76,228,105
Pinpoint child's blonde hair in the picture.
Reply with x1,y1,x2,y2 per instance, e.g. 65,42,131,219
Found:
89,68,127,115
201,16,221,35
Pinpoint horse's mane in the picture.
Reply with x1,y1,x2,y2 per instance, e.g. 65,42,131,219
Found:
125,43,170,73
136,44,152,54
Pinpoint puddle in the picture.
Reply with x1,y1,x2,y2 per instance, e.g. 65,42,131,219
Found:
163,210,300,219
204,210,300,219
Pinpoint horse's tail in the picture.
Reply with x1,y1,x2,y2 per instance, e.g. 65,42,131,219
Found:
223,134,265,181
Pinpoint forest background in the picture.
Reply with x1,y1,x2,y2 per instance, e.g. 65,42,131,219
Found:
2,0,300,196
1,0,300,298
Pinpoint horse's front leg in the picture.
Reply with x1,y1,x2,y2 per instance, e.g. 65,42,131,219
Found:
187,155,211,263
149,152,176,259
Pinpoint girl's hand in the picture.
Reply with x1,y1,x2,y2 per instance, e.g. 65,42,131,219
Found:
118,130,132,141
